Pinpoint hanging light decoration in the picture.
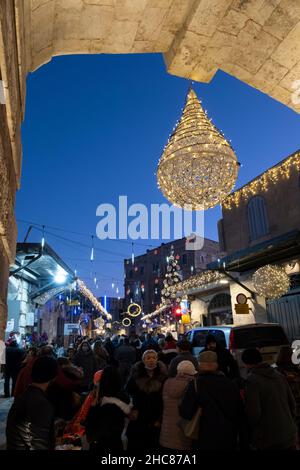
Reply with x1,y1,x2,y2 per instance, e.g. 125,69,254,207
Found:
157,87,240,210
252,265,290,300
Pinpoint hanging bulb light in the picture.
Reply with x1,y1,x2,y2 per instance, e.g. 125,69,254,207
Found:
116,287,119,294
90,235,94,261
157,87,240,210
131,242,134,265
112,281,115,289
41,225,45,249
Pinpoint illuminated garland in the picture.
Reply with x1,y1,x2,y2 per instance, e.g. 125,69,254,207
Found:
223,151,300,209
77,279,112,320
141,304,170,321
164,270,224,297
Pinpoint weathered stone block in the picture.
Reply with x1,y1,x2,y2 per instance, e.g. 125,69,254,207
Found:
232,0,280,26
217,8,249,35
255,58,289,92
79,4,114,40
115,0,147,22
31,0,55,52
188,0,231,38
161,0,195,34
233,22,280,74
279,60,300,91
263,0,300,40
272,22,300,69
105,20,139,52
54,38,91,55
136,7,169,42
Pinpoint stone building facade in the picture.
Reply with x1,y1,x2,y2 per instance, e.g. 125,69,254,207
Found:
0,1,300,337
219,150,300,255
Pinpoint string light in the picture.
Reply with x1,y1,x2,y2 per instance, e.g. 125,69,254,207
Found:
41,225,45,249
77,279,112,319
90,235,94,261
157,87,239,210
223,151,300,209
252,265,290,300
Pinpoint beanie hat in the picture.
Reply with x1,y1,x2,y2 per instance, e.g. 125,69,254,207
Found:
177,360,197,376
199,351,218,364
31,356,58,383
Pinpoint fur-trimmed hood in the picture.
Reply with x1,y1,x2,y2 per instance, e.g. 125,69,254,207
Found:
130,360,168,394
101,397,133,415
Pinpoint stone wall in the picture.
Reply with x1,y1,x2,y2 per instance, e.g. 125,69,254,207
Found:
221,162,300,254
229,273,267,325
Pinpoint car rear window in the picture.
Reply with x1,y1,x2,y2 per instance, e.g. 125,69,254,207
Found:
192,330,226,348
233,326,289,349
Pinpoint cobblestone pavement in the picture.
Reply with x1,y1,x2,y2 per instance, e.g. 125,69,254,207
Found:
0,379,13,450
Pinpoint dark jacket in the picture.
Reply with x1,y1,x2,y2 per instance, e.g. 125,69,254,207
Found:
125,361,168,450
6,385,55,450
179,371,242,450
276,364,300,422
115,344,137,365
244,363,297,450
73,344,98,391
5,345,25,375
85,395,131,452
46,365,83,420
204,346,239,379
168,352,199,378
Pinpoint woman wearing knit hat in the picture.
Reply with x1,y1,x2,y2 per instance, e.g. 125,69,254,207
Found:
160,361,197,451
125,350,168,452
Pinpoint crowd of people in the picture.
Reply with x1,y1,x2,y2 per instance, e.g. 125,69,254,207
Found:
2,330,300,451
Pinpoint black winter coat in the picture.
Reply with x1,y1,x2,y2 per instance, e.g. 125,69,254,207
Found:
6,385,55,450
125,361,167,450
85,395,131,452
5,345,25,375
73,350,98,391
244,363,297,449
179,371,243,450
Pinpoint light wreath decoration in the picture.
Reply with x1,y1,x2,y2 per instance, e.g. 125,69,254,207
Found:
77,279,112,320
252,265,290,300
122,318,132,327
157,87,239,210
127,303,142,317
223,151,300,209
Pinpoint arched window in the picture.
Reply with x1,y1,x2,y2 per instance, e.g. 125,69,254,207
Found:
247,196,269,241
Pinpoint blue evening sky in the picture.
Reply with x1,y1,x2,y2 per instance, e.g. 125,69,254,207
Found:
17,53,300,297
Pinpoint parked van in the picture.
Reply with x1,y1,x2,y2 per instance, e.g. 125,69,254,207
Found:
186,323,289,377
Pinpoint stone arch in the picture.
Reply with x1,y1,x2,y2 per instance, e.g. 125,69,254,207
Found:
1,0,300,337
207,293,232,326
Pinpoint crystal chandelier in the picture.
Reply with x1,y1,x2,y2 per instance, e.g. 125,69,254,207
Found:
253,265,290,300
157,88,240,210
